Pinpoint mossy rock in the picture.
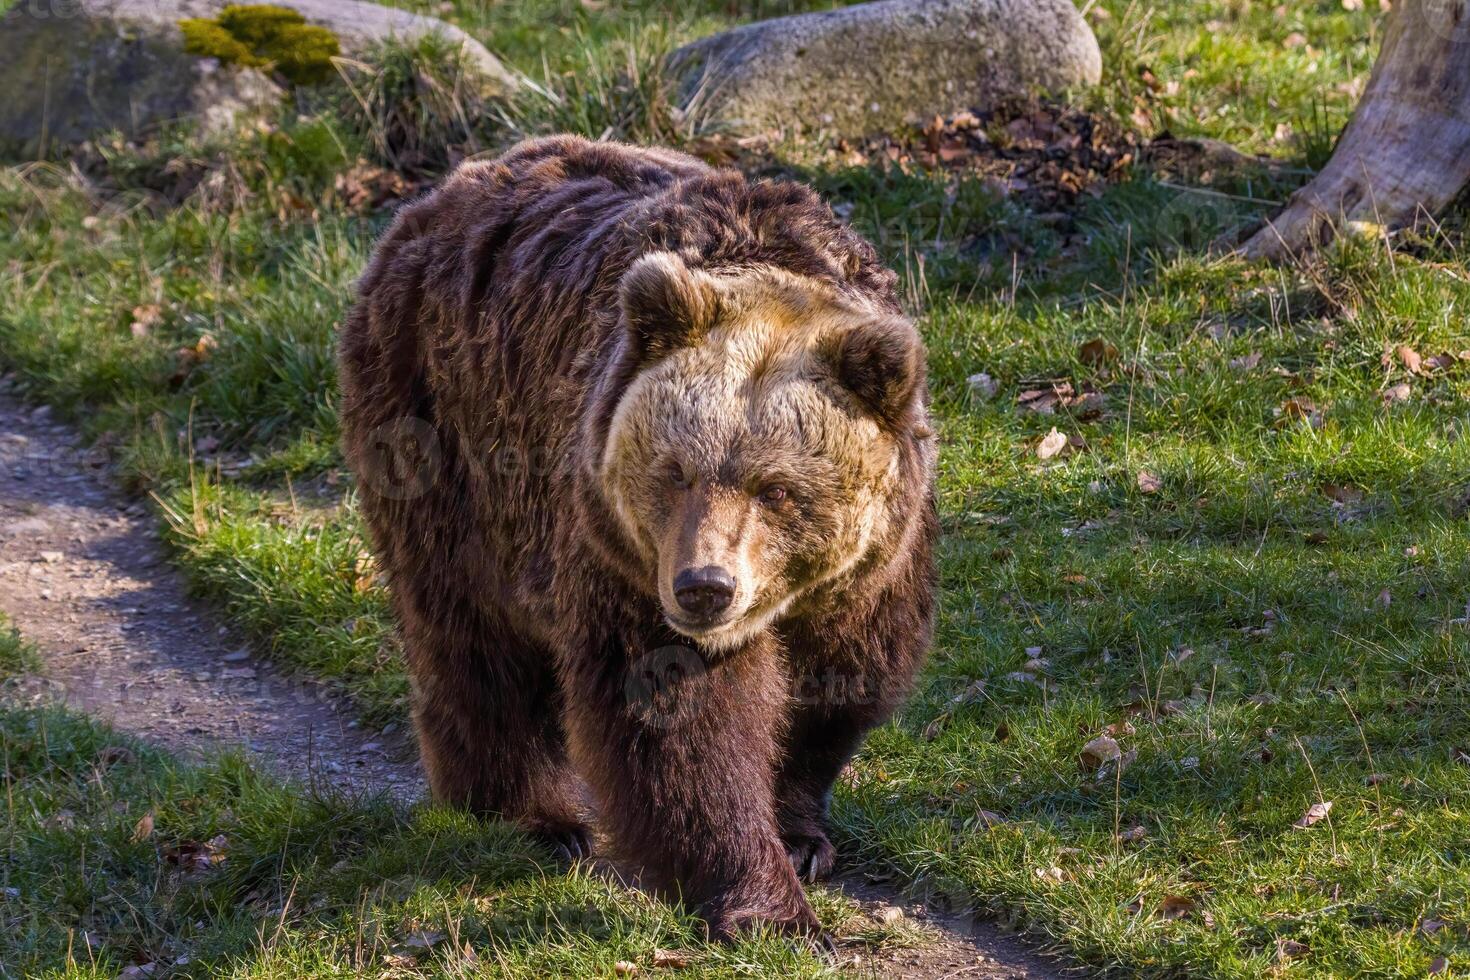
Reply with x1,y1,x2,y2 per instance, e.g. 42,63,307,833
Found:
0,0,518,156
180,4,340,86
179,17,263,67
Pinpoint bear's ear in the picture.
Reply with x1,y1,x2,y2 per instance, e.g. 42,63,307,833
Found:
831,316,925,429
619,252,721,361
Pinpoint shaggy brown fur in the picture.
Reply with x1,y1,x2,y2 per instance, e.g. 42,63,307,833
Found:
339,135,937,939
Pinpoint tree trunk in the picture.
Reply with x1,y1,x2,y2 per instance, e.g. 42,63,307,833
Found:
1239,0,1470,261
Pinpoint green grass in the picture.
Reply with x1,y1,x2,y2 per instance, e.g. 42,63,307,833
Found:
4,0,1470,975
0,698,887,977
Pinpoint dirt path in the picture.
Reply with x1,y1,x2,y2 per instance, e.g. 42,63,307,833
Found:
0,391,418,792
0,388,1073,980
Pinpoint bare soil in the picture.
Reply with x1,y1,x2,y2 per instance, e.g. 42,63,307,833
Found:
0,388,1075,980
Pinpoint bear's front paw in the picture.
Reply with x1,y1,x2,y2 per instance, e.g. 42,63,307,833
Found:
523,819,594,863
783,830,836,882
706,887,824,946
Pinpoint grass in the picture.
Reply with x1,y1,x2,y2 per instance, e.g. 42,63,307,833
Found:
1,650,904,978
3,0,1470,976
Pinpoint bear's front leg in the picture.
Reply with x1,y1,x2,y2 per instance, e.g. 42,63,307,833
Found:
561,627,820,941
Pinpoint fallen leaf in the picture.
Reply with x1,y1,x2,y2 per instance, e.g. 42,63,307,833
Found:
99,745,135,767
1080,735,1122,771
1034,866,1066,883
1230,351,1262,371
1376,588,1391,609
1136,469,1162,494
1078,337,1119,367
164,834,228,872
1275,937,1308,962
1322,483,1363,505
1160,894,1195,919
402,929,444,949
129,304,162,339
950,679,988,706
652,948,692,969
1276,397,1320,427
1381,382,1411,404
1396,345,1423,374
1293,801,1333,828
1342,0,1363,9
1119,825,1149,843
973,808,1007,828
1036,427,1068,460
132,811,155,842
1421,918,1446,937
1429,956,1449,975
614,962,639,976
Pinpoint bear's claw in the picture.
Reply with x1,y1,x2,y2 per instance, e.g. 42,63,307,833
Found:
530,823,594,863
784,832,837,882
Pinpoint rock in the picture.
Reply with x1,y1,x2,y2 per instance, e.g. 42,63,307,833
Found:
668,0,1101,139
0,0,517,155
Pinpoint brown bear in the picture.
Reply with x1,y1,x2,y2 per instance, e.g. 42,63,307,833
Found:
339,135,937,939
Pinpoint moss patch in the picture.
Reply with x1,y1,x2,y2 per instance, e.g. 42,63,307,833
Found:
180,4,340,85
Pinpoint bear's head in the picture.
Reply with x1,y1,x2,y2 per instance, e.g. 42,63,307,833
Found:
597,251,929,652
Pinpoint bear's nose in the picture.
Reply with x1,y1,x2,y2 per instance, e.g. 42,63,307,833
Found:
673,566,736,619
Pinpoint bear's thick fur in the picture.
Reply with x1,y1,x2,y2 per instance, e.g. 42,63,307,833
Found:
339,136,937,937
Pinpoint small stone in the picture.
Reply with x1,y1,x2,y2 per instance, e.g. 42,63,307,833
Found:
873,904,905,925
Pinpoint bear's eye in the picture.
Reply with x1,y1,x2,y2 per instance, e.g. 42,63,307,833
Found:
667,463,691,489
758,485,788,507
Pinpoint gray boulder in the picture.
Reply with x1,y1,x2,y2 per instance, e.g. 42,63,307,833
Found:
669,0,1102,139
0,0,518,156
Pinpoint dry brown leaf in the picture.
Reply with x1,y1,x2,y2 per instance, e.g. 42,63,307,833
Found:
132,811,155,842
652,948,692,969
1119,825,1149,843
402,929,444,949
1396,345,1423,374
1136,469,1162,494
99,745,135,767
951,679,988,706
1293,800,1333,828
1429,956,1449,975
130,304,162,339
1381,382,1411,404
1321,483,1364,505
1078,337,1119,367
1160,894,1195,919
614,962,639,976
1421,918,1447,936
1275,937,1308,962
1037,427,1068,460
164,834,228,872
1080,734,1122,770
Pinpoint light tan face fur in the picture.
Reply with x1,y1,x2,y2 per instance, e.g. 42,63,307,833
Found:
600,256,909,651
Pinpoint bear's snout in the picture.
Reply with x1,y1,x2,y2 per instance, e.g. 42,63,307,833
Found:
672,565,736,620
